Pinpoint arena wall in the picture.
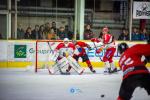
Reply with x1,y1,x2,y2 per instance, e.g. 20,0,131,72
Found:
0,40,149,68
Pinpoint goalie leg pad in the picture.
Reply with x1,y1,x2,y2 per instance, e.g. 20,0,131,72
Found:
49,57,69,74
49,52,59,62
67,56,84,74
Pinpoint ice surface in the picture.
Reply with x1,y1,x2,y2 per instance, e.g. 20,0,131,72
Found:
0,68,149,100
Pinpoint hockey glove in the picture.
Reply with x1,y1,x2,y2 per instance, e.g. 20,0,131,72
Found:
96,48,103,53
91,38,100,42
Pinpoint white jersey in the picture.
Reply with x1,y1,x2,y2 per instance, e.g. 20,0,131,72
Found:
55,42,75,58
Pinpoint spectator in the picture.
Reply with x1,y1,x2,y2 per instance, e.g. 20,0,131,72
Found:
65,25,74,40
44,22,55,40
118,28,129,40
84,24,94,40
24,27,32,39
144,28,150,40
139,28,148,41
0,33,3,39
39,25,46,39
57,26,67,40
31,25,41,39
132,27,140,41
51,22,59,34
17,24,24,39
147,32,150,41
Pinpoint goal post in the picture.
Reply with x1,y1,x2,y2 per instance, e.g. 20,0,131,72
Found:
35,40,63,73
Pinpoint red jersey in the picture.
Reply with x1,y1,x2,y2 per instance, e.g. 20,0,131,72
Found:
56,42,75,50
91,33,115,49
55,42,75,58
102,33,113,44
102,33,116,48
119,44,150,80
75,41,89,56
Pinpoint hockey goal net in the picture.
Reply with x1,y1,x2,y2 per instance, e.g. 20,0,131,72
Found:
35,40,63,73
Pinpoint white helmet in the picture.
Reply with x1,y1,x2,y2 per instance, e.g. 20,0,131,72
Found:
64,38,69,42
63,38,69,47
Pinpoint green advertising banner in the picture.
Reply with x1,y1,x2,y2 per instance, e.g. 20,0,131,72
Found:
14,45,27,58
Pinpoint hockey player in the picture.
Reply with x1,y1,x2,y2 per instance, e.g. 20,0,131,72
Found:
91,27,117,73
55,38,75,59
66,40,96,73
49,38,84,75
117,42,150,100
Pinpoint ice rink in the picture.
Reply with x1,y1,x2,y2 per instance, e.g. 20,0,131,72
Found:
0,68,150,100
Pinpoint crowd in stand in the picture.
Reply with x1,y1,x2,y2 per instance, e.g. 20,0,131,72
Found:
0,22,149,41
17,22,74,40
84,25,150,41
118,27,150,41
16,22,95,40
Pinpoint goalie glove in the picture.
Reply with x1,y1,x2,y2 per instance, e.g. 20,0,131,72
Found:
88,46,92,51
49,51,59,62
87,45,92,51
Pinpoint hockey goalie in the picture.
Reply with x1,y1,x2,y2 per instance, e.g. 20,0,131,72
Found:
48,38,85,75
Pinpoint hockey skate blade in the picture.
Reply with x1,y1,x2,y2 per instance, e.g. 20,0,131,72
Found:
109,69,121,74
60,72,70,75
78,69,85,75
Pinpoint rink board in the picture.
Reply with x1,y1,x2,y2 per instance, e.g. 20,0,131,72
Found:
0,40,149,68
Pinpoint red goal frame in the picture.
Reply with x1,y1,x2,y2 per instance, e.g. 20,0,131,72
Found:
35,40,63,73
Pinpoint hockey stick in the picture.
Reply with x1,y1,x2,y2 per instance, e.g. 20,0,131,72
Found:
47,42,70,75
92,42,103,61
108,69,121,74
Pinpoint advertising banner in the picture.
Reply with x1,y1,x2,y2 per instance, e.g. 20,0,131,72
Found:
133,2,150,19
14,45,27,58
0,40,145,62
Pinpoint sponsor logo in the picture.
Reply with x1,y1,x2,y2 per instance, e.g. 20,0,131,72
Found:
14,45,27,58
28,47,120,58
29,48,52,54
136,2,150,17
69,87,82,94
86,48,120,57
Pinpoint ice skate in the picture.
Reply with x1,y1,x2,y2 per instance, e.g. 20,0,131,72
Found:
110,68,118,73
90,69,96,73
104,68,111,74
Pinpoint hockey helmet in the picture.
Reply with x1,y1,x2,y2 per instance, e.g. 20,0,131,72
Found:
63,38,69,47
117,42,129,54
64,38,69,42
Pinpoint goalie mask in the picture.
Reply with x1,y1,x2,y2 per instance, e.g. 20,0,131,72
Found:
118,42,129,54
63,38,69,47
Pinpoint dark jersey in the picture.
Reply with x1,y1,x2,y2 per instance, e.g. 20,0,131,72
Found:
119,44,150,80
75,41,89,56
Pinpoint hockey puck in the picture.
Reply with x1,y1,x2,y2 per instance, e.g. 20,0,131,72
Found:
101,94,105,98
